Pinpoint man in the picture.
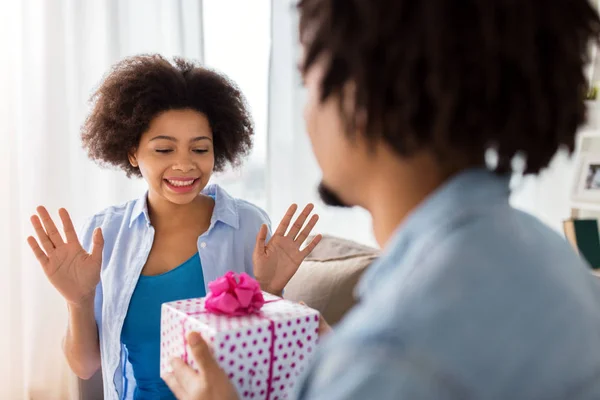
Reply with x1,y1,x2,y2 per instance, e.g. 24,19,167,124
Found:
163,0,600,398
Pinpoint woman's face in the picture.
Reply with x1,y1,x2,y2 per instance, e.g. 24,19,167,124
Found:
129,109,215,206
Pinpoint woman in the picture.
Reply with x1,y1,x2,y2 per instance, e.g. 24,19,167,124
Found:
26,55,321,400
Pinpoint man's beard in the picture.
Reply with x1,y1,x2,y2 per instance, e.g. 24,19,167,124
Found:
317,182,352,208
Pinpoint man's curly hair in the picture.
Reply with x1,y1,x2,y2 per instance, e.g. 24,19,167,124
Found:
298,0,600,175
81,55,254,177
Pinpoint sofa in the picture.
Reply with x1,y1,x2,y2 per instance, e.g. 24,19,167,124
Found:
79,235,379,399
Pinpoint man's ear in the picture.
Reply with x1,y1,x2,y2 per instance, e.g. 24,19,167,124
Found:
128,150,138,168
341,80,367,136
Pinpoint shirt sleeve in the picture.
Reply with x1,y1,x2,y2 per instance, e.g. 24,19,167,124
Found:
296,340,466,400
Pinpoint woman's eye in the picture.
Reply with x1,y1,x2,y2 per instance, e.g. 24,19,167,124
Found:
155,149,173,154
193,149,209,154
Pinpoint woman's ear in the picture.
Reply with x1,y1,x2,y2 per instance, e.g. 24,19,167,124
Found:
128,151,138,168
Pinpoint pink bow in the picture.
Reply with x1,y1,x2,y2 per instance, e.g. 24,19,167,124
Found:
204,272,265,316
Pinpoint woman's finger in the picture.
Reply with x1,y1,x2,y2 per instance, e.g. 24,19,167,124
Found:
27,236,49,267
300,234,323,258
59,208,79,245
37,206,64,248
254,224,268,254
274,204,298,236
30,215,55,254
286,203,314,240
294,214,319,245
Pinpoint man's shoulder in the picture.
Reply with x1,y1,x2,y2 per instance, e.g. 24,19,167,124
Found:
334,207,600,397
380,205,588,291
367,206,599,327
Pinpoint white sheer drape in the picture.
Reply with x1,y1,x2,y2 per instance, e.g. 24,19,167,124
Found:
267,0,377,247
0,1,203,398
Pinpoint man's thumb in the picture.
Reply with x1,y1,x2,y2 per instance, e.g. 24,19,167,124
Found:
188,332,217,371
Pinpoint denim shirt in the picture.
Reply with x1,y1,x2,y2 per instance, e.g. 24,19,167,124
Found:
296,169,600,399
78,184,271,400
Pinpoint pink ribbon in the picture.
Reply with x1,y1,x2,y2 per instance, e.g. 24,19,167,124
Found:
205,271,265,316
180,272,282,399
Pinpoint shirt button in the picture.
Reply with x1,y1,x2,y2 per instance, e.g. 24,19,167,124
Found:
200,242,207,248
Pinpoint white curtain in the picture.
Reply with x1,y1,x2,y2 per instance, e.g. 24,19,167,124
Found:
203,0,271,209
267,0,377,247
0,1,204,398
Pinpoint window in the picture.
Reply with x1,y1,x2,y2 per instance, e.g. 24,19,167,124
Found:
203,0,271,210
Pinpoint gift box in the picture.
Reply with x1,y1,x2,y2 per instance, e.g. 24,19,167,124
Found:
160,272,320,400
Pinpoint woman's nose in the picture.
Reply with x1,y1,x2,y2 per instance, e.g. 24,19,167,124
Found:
171,158,196,172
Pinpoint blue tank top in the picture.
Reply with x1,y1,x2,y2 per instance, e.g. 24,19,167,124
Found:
121,253,206,400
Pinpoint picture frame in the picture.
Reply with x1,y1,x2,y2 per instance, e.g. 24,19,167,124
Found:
572,152,600,203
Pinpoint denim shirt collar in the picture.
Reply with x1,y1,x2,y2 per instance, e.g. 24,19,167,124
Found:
128,184,240,229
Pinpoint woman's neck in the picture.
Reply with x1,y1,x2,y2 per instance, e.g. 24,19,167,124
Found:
146,191,213,231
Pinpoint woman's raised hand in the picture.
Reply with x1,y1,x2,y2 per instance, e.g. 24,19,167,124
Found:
27,207,103,307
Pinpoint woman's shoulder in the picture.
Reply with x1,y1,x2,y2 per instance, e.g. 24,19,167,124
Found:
206,184,271,226
236,198,270,223
77,197,145,237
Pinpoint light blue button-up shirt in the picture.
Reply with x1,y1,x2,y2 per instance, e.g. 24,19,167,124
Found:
78,184,271,400
297,169,600,399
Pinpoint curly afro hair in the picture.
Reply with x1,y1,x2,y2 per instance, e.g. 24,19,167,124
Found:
81,54,254,177
298,0,600,175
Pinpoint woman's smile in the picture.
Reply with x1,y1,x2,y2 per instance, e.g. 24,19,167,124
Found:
163,177,201,194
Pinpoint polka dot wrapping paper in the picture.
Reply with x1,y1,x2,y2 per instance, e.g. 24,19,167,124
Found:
160,293,320,400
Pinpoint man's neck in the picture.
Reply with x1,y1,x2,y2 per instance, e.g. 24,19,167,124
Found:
363,151,449,248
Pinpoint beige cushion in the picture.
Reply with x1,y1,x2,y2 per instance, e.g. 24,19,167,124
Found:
284,235,379,326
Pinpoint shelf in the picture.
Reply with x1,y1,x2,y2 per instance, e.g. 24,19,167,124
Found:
571,201,600,212
578,128,600,137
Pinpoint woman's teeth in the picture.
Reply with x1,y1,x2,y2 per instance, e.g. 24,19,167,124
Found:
167,179,195,187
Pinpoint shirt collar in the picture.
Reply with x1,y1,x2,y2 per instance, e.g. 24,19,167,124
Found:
356,168,510,298
129,195,151,228
128,184,240,229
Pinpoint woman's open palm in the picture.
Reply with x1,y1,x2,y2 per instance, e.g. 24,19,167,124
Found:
27,207,103,306
253,204,322,295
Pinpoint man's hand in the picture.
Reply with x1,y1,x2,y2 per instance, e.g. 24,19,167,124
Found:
163,332,239,400
299,301,332,337
318,314,332,337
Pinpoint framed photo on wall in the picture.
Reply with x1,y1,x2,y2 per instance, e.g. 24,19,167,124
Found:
572,154,600,203
570,128,600,208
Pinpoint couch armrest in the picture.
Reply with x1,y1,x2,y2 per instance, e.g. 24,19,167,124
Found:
78,370,103,400
284,235,379,325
